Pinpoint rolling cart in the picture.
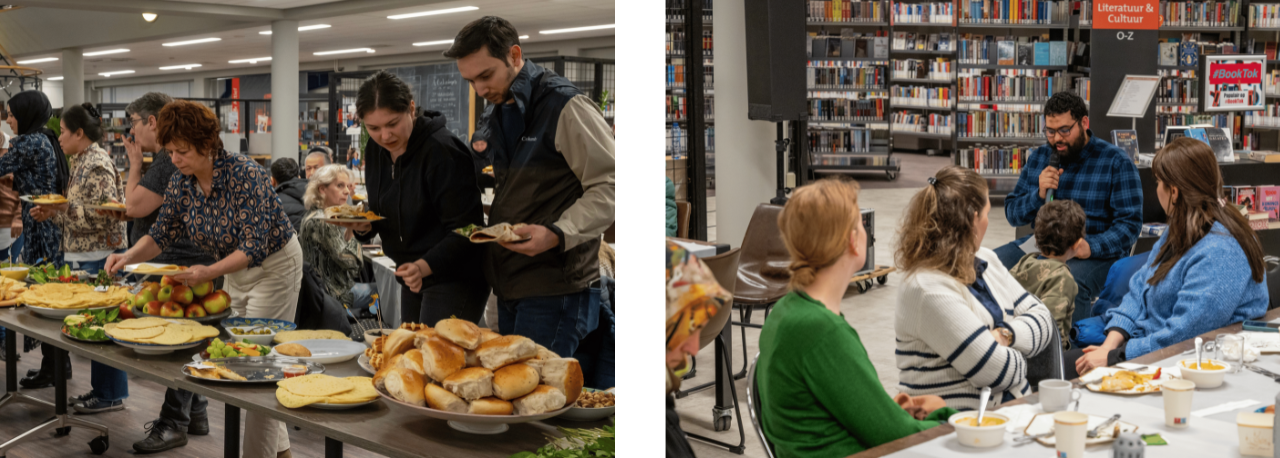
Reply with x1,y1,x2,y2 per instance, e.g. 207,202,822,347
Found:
849,208,893,293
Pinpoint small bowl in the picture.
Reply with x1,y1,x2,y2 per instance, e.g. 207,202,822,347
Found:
1,267,28,281
559,387,616,422
1238,411,1275,456
363,328,395,347
225,326,276,346
950,411,1009,448
1179,358,1229,389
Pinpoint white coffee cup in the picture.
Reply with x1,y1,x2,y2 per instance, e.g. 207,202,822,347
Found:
1162,379,1196,428
1039,379,1082,413
1053,411,1089,458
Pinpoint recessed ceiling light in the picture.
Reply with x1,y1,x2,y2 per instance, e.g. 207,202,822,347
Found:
520,35,529,39
412,39,453,47
388,6,477,19
163,37,221,47
540,24,615,35
229,57,272,64
99,70,136,77
16,57,57,64
142,12,157,22
314,48,375,56
160,64,202,70
260,24,331,35
47,76,63,81
83,49,129,57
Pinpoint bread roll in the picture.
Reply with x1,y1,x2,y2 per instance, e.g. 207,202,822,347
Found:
468,397,514,416
435,318,482,350
465,349,480,368
443,367,494,401
478,328,502,344
537,358,584,406
424,383,469,413
372,354,404,390
476,335,538,370
492,363,539,400
384,367,426,406
533,344,559,361
397,349,426,375
512,385,567,415
411,328,438,349
275,343,312,357
383,328,417,359
420,335,466,382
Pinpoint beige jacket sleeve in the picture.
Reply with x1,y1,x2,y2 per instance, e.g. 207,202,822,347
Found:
553,94,616,251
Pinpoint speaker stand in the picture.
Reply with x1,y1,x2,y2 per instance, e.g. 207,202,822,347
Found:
769,122,790,206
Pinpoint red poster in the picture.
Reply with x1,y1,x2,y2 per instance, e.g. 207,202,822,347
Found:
1093,0,1160,30
231,78,240,134
1208,63,1263,85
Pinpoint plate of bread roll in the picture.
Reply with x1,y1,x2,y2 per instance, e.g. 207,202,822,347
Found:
371,318,582,434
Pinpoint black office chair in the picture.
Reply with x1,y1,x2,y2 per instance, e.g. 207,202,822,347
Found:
746,353,776,458
1025,319,1064,389
1265,256,1280,310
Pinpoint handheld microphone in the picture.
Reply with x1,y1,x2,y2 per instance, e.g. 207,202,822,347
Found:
1045,152,1061,201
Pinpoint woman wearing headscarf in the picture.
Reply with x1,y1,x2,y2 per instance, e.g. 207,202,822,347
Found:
666,242,732,458
3,91,70,388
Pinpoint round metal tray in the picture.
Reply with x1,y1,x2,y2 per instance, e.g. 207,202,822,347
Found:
184,355,325,383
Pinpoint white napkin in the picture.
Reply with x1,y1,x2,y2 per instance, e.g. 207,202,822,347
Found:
1191,399,1263,418
994,403,1045,432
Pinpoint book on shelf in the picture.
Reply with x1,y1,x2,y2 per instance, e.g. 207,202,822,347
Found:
1248,150,1280,163
1178,40,1199,68
1248,211,1270,230
1270,42,1279,60
1258,185,1280,221
1111,129,1139,161
1016,43,1032,65
1237,186,1257,210
1159,43,1178,66
997,40,1015,65
1049,41,1066,66
1033,43,1051,66
873,36,889,58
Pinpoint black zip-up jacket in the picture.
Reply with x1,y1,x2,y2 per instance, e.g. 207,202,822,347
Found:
356,112,486,287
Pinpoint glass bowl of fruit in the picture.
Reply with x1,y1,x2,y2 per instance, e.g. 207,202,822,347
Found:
225,325,276,346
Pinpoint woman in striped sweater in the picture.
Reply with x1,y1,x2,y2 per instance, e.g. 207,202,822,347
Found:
894,166,1054,411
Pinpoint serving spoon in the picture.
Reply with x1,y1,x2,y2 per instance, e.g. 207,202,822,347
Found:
976,387,992,426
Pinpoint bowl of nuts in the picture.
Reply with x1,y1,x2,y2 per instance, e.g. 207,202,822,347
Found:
558,387,615,422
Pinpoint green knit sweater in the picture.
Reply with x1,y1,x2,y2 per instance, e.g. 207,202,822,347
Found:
758,291,958,458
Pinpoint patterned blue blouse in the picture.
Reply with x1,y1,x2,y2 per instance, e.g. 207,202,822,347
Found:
148,151,294,267
0,133,63,265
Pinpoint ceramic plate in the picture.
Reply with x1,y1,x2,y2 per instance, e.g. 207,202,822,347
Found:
358,354,375,375
376,385,571,434
135,307,232,324
110,335,207,355
308,399,379,410
1080,366,1171,395
220,317,298,332
268,339,365,364
183,355,324,384
1022,413,1139,445
124,263,188,276
19,195,67,205
61,328,112,343
27,304,119,320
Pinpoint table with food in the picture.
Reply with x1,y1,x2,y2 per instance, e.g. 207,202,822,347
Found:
852,307,1280,458
0,265,614,457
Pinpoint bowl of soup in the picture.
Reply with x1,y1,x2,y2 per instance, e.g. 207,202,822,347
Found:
0,267,27,281
950,411,1008,448
1180,359,1228,389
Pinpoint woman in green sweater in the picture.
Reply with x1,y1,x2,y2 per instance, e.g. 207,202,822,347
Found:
758,178,958,458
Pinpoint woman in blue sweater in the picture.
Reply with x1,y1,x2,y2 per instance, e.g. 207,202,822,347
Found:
1072,137,1269,378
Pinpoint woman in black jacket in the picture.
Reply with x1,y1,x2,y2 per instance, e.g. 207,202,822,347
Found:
331,71,489,325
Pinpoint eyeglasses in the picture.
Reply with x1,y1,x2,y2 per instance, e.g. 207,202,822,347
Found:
129,116,144,129
1044,120,1079,139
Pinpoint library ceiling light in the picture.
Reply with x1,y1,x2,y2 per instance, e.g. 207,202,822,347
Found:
229,57,272,64
388,6,477,20
260,24,331,35
314,48,375,56
163,37,221,47
83,49,129,56
98,70,135,77
415,35,526,46
16,57,57,64
160,64,202,70
540,24,614,35
142,12,157,22
47,76,63,81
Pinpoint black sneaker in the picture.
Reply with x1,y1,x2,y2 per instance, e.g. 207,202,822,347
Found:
188,415,209,436
68,391,95,406
133,420,187,454
73,397,124,414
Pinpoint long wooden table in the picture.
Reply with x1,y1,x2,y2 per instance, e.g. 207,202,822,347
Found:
848,307,1280,457
0,307,606,458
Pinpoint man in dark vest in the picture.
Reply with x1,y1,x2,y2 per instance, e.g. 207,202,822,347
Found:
445,16,615,358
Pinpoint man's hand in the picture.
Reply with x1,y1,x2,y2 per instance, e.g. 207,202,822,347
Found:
124,134,143,165
394,260,433,293
1038,166,1061,199
1077,240,1092,259
499,224,560,257
893,393,948,420
1075,345,1112,376
172,265,217,285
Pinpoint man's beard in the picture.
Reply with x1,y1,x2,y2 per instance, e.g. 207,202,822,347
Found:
1053,134,1087,158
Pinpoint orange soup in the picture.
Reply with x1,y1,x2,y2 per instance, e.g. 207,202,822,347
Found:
1182,361,1225,370
955,417,1006,427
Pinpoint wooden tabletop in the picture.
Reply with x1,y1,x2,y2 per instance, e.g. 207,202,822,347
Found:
0,307,607,458
848,307,1280,458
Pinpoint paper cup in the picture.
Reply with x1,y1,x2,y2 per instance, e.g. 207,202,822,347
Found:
1039,379,1081,413
1053,411,1089,458
1162,379,1196,428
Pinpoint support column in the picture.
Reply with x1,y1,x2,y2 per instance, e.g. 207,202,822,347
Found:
714,0,776,245
270,19,300,161
557,47,580,56
60,48,84,107
191,77,211,99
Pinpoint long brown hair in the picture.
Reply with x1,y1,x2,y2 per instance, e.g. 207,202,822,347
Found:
1149,137,1265,284
895,166,989,284
777,178,861,289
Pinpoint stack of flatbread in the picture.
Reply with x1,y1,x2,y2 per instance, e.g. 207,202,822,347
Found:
273,329,352,344
20,283,130,309
465,223,528,243
106,317,220,345
275,374,379,408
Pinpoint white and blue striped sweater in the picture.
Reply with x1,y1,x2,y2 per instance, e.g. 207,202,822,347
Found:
895,248,1054,411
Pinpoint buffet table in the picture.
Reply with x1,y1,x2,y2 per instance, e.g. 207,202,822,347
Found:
852,307,1280,457
0,307,607,458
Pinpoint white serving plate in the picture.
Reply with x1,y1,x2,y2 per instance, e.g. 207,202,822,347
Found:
124,263,187,276
1080,365,1173,395
109,335,206,355
558,387,615,422
27,304,118,320
357,354,375,375
376,386,571,434
269,339,365,364
1022,412,1139,445
308,399,379,410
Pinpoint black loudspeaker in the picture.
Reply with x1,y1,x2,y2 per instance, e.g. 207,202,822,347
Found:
744,0,807,122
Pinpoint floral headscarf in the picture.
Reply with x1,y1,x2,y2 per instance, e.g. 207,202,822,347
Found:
666,242,731,352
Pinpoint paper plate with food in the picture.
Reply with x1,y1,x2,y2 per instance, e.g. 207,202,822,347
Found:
270,339,366,364
84,198,127,212
319,204,384,222
133,284,232,324
61,307,124,343
184,354,323,384
106,317,221,354
1022,412,1139,445
454,223,530,244
21,194,68,205
1081,365,1171,395
276,374,380,410
22,282,131,319
124,263,189,276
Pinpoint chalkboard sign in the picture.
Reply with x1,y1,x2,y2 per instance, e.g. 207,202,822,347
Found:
383,62,471,141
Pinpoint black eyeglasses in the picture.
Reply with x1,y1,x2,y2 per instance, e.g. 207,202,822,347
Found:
1044,120,1079,139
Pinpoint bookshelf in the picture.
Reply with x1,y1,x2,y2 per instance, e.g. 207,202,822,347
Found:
666,0,713,241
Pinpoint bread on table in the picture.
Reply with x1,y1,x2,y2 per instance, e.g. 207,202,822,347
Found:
443,367,494,401
411,328,438,349
384,367,426,406
275,343,312,357
536,358,584,406
435,318,482,350
477,328,502,344
419,335,466,382
533,344,559,361
397,349,426,375
468,397,514,416
372,354,404,390
476,335,537,370
424,383,469,413
512,385,567,415
464,349,480,368
383,328,417,359
492,363,539,401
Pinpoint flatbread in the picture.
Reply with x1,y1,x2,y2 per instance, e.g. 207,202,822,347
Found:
107,326,166,341
279,374,355,397
166,319,200,326
175,325,220,341
20,283,130,309
117,318,171,329
468,223,528,243
273,330,351,344
325,377,379,404
276,387,329,408
215,367,247,381
143,326,192,345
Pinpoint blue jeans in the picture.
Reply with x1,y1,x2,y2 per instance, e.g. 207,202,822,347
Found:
351,283,377,311
573,279,615,389
498,288,600,358
75,254,129,402
159,388,207,428
994,236,1118,323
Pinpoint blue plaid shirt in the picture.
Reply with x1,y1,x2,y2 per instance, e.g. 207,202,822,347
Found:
1005,131,1142,260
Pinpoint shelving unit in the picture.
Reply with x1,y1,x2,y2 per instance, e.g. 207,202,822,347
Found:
666,0,712,241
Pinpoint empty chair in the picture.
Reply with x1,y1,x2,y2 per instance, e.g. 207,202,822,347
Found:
731,204,791,378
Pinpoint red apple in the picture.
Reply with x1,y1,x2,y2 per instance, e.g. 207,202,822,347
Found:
201,290,231,315
161,276,181,287
118,302,136,320
141,282,162,297
143,300,164,316
171,285,195,305
133,289,156,307
185,304,207,318
191,280,214,298
158,285,174,303
160,301,185,318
